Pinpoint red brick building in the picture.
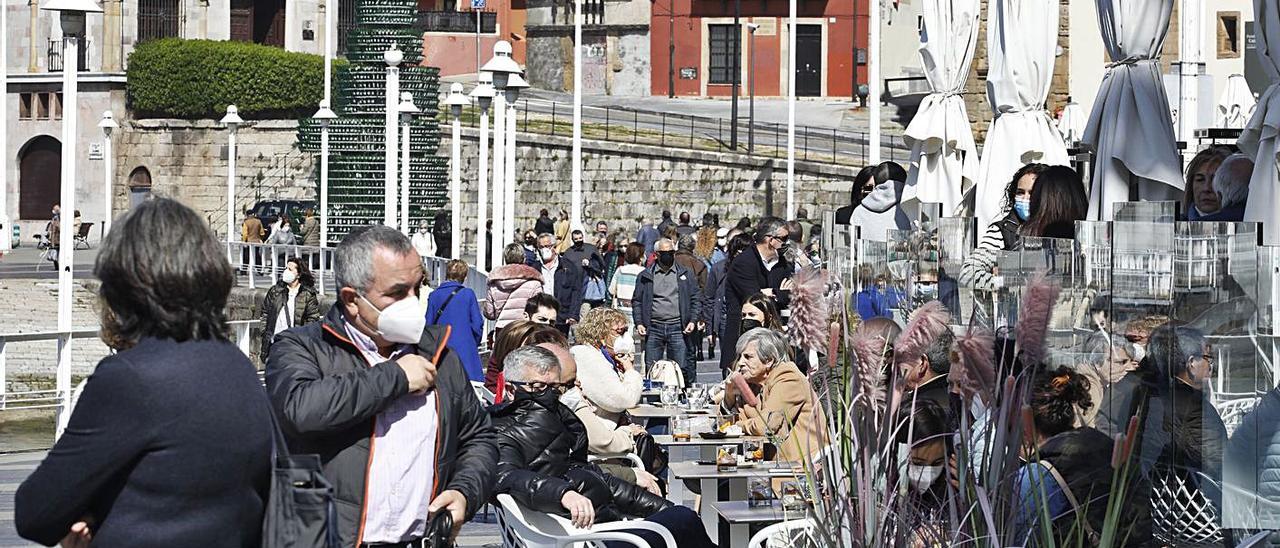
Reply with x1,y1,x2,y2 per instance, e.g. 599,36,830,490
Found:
650,0,868,97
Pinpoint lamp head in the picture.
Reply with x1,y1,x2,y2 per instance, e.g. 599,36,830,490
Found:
503,72,529,101
481,40,520,89
98,110,120,134
42,0,101,34
312,99,338,122
443,82,471,117
470,73,496,111
219,105,244,127
397,92,420,115
383,45,404,67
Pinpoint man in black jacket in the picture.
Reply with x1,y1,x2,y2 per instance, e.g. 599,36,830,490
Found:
720,217,792,372
535,232,585,334
266,225,498,547
899,327,960,428
634,237,702,386
562,229,607,308
492,345,716,547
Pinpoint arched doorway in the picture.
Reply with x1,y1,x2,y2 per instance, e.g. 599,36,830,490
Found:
18,136,61,220
128,166,153,210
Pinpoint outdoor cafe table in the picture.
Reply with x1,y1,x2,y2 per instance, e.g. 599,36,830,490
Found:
653,434,768,460
712,500,795,548
667,461,802,544
627,404,717,419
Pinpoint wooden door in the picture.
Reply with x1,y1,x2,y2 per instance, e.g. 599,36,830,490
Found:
796,24,822,97
19,137,61,220
230,0,253,42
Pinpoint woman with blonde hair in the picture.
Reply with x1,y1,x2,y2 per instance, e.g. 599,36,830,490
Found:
572,307,643,423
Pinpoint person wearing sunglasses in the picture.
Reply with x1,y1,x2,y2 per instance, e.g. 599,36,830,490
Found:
721,216,793,374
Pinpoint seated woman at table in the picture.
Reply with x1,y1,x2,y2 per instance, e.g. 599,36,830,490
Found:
895,399,954,545
573,307,643,424
725,327,827,461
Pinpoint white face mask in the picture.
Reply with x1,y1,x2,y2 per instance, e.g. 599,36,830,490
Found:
906,464,943,493
281,270,298,285
1131,343,1146,363
539,248,555,262
559,386,584,409
357,293,425,344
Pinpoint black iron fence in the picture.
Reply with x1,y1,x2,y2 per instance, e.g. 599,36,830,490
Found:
444,98,908,167
415,10,497,33
46,39,89,72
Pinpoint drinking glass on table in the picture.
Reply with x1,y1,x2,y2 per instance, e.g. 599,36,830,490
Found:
743,439,764,462
672,416,692,442
660,385,680,407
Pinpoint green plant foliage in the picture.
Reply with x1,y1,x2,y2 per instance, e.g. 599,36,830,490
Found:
127,38,347,119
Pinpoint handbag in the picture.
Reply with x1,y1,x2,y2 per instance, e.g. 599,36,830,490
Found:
584,276,607,302
422,509,455,548
262,406,340,548
647,359,685,388
632,431,669,474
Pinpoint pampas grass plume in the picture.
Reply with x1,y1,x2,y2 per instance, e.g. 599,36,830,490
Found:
894,301,951,368
951,327,996,404
1015,273,1061,367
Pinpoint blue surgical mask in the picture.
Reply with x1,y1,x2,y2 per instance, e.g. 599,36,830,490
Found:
1014,198,1032,221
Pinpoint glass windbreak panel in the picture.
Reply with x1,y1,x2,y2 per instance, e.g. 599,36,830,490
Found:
885,229,917,323
938,217,975,324
917,202,943,227
852,239,907,324
1113,200,1179,223
826,222,856,291
996,237,1083,359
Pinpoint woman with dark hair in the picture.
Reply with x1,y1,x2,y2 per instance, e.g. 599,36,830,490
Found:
960,163,1048,291
740,292,783,332
259,255,322,364
1014,366,1139,547
846,161,912,240
895,398,954,544
16,199,273,547
1019,165,1089,240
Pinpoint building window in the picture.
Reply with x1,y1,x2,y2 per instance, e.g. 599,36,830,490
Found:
19,93,33,120
138,0,181,43
36,93,49,119
51,93,63,120
1218,12,1241,59
708,24,740,85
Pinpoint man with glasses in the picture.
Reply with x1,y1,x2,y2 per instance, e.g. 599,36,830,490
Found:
535,233,584,335
720,217,793,372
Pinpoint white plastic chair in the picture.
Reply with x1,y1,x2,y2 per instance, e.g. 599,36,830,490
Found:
747,518,817,548
1214,396,1259,437
494,493,677,548
473,381,496,405
1150,471,1222,548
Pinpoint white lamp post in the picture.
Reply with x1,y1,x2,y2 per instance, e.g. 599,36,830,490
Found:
0,0,9,252
41,0,102,438
383,45,403,227
398,92,419,235
503,72,528,244
443,83,471,259
470,74,495,269
570,0,583,231
312,100,337,249
220,105,243,263
481,40,520,266
786,0,796,220
323,0,334,107
869,0,881,165
98,111,119,237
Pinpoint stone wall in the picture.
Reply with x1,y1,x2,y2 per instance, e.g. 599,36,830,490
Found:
525,25,652,96
444,127,858,250
112,119,317,240
0,279,112,391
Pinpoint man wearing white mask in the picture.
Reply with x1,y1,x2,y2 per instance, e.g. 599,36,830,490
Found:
265,225,498,547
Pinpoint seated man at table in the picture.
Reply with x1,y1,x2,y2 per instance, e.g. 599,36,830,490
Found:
723,328,828,462
491,345,715,548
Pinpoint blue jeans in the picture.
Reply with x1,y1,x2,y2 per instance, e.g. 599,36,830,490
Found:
644,321,690,386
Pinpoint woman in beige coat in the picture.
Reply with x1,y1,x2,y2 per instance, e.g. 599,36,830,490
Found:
727,327,827,462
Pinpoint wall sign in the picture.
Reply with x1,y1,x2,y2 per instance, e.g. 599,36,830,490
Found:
680,67,697,79
88,143,103,160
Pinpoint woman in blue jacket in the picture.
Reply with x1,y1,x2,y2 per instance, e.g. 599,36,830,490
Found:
427,259,486,382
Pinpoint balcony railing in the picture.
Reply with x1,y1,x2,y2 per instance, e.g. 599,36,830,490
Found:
47,38,90,72
414,10,497,34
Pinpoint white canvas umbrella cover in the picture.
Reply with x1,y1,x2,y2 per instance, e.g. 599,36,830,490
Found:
1057,101,1086,145
974,0,1069,230
903,0,981,216
1081,0,1183,221
1218,74,1257,129
1238,0,1280,244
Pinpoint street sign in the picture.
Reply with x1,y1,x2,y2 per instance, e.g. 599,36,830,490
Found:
471,0,485,10
88,143,103,160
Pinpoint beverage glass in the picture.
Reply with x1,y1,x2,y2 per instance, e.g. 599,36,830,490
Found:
672,416,692,442
659,385,680,407
747,477,773,508
716,445,738,472
743,439,764,462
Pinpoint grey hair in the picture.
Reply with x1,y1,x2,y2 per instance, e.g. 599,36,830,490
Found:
1214,154,1254,208
537,232,557,245
677,233,696,251
1086,334,1138,365
922,328,955,375
334,225,416,292
736,327,793,364
503,345,562,381
655,237,676,251
503,243,527,265
754,217,786,243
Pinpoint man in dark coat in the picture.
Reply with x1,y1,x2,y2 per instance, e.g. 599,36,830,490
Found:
534,208,556,236
492,345,715,548
899,327,960,428
265,225,498,546
720,217,792,372
535,232,585,334
634,237,702,386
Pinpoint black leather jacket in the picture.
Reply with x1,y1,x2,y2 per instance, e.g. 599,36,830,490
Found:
490,390,671,521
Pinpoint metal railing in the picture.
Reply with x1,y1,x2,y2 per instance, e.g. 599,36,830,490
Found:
446,98,908,167
46,38,89,72
415,10,497,33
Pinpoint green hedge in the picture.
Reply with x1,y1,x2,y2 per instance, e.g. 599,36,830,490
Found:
127,39,346,119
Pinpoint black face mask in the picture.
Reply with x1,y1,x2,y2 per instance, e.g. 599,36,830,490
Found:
741,318,764,332
573,241,584,249
525,237,536,246
513,385,560,407
657,250,676,268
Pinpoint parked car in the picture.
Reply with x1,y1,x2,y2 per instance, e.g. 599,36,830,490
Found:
250,200,315,237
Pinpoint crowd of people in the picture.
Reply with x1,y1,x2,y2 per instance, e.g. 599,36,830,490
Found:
11,140,1280,548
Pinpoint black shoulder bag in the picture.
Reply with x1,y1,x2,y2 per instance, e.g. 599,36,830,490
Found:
262,406,340,548
431,286,466,325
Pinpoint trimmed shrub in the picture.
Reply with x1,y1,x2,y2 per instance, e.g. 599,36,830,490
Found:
127,38,346,119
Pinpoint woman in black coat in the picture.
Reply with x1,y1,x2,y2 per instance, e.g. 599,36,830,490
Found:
15,199,274,548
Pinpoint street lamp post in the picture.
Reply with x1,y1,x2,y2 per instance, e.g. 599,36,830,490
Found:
398,92,419,235
443,83,471,259
98,111,119,237
220,105,244,263
747,23,758,155
481,40,519,266
730,0,740,150
570,0,583,231
786,0,796,219
313,100,337,249
470,74,496,269
383,45,403,227
41,0,102,438
0,0,9,252
503,72,528,244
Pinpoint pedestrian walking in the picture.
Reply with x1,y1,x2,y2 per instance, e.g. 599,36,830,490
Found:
484,243,545,334
426,260,486,382
721,217,792,373
259,256,322,364
634,238,702,386
535,232,585,335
